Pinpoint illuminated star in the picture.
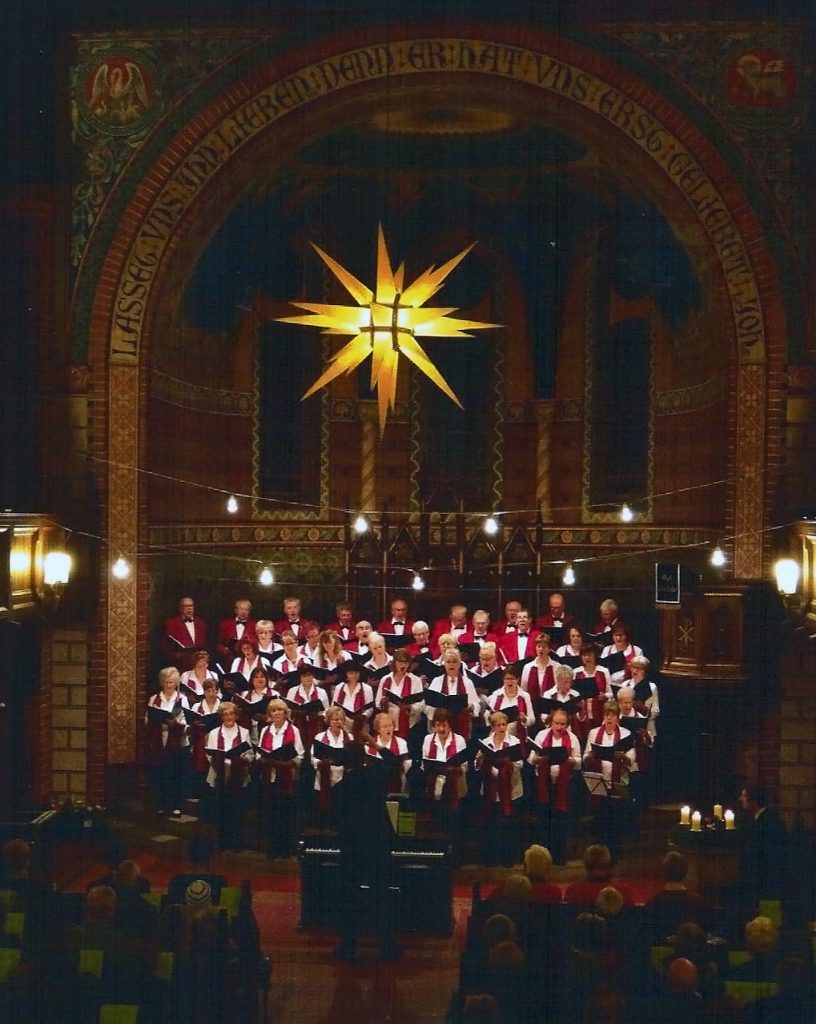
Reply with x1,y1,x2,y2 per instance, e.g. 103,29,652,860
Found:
277,225,500,433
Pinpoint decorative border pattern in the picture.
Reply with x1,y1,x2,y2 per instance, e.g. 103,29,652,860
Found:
733,363,765,578
107,364,139,763
151,370,252,415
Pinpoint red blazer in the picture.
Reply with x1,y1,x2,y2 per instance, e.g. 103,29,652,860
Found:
536,611,576,629
216,617,257,666
322,620,356,643
162,615,208,663
404,640,439,660
375,618,415,637
275,617,306,642
457,629,500,647
498,630,539,665
431,618,467,640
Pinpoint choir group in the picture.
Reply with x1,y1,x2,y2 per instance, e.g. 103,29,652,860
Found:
148,593,660,861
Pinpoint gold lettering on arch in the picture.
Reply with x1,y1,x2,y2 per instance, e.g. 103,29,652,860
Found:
110,38,765,364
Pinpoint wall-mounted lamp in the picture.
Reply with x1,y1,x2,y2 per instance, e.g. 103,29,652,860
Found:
483,515,500,536
259,566,274,586
353,514,370,535
44,550,72,602
562,563,576,586
774,558,800,597
710,545,727,568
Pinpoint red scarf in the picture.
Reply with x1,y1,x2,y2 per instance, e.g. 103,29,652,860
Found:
395,673,413,737
337,685,364,712
318,729,347,812
147,693,183,759
536,729,573,811
440,674,472,738
215,725,245,788
261,722,297,794
481,738,514,816
590,724,624,784
426,733,460,809
527,663,554,705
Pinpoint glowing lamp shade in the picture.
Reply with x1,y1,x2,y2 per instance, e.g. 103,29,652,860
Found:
483,516,499,536
259,567,274,586
620,503,634,523
112,557,131,580
411,573,425,592
562,563,576,587
353,515,370,535
226,494,239,514
774,558,800,596
710,545,727,568
44,551,72,586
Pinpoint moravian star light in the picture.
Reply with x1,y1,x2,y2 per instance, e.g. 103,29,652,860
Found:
277,225,500,433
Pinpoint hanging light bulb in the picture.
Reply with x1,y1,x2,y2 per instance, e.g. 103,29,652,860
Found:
562,563,576,586
111,557,131,580
620,503,634,523
353,514,369,535
226,494,238,514
259,566,274,586
411,572,425,592
710,545,726,568
483,515,499,536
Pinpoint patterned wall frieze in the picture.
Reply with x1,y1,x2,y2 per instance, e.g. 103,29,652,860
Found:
151,370,252,415
654,375,727,415
554,398,584,422
148,521,715,551
149,524,345,547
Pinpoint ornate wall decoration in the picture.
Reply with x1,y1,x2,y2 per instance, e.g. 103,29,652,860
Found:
70,35,255,272
654,375,726,415
107,364,139,763
151,370,252,415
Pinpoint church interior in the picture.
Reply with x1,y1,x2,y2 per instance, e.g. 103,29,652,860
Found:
1,1,815,1021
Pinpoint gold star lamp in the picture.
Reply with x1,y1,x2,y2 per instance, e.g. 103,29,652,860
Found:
277,225,499,433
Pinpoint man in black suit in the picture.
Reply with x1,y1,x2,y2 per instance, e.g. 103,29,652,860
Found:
736,782,787,905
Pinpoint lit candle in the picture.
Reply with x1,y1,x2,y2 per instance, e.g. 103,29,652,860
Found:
713,803,723,821
680,805,691,826
725,809,735,830
691,811,702,832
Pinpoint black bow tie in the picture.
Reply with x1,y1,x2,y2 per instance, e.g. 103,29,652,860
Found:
519,632,529,637
183,618,193,623
392,620,404,626
474,635,485,640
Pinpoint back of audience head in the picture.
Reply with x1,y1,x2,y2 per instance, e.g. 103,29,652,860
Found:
744,914,778,955
483,913,516,949
571,911,607,955
1,838,32,876
522,844,552,882
113,859,141,889
501,872,532,904
462,994,500,1024
87,884,117,923
487,939,525,973
667,956,699,993
662,850,689,884
583,843,613,881
595,886,624,920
